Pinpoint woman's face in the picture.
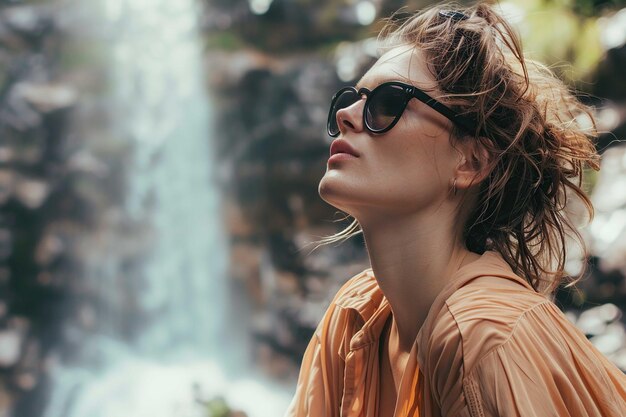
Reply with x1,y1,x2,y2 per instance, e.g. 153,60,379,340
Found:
318,45,462,220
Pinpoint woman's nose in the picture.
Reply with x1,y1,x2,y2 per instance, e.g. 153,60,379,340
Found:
335,98,365,135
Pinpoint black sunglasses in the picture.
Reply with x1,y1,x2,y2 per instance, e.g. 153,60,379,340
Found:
327,81,477,137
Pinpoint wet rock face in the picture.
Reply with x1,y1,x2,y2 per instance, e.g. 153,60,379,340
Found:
208,47,373,377
0,3,80,416
1,5,52,38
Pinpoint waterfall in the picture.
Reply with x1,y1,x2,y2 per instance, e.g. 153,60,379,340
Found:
43,0,292,416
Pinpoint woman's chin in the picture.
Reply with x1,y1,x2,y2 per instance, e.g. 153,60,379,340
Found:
318,179,338,205
318,178,358,213
318,175,344,201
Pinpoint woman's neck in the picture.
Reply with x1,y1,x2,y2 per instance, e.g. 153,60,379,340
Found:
360,208,478,352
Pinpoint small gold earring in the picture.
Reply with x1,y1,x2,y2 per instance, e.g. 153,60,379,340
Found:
452,178,458,196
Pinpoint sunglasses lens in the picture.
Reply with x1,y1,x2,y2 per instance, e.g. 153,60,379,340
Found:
366,84,407,132
328,89,359,136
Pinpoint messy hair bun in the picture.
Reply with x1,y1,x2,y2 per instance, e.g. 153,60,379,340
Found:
316,2,600,296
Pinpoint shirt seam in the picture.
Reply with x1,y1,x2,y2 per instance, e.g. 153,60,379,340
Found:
463,375,485,417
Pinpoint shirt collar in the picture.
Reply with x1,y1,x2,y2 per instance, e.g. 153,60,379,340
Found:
332,251,532,350
334,269,391,348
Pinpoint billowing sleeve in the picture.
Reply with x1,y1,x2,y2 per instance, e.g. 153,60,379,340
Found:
284,326,327,417
284,276,361,417
462,301,626,417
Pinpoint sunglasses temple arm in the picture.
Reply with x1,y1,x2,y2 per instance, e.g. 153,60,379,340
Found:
412,90,478,136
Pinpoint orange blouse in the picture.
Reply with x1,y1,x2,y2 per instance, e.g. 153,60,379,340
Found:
285,250,626,417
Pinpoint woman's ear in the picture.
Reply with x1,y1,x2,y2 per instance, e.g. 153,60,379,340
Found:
454,139,491,191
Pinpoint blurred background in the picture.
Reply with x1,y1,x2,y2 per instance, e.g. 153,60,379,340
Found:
0,0,625,416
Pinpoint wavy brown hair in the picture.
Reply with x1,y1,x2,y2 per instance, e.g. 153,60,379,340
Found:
313,2,600,297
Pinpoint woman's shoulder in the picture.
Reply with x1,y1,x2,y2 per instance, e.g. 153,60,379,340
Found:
461,299,626,416
424,268,626,415
442,273,620,379
440,269,553,373
446,272,549,319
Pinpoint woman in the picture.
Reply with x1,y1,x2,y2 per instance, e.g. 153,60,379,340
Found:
286,3,626,417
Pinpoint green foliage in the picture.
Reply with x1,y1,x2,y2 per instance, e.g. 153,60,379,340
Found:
559,0,626,16
205,32,246,51
200,396,231,417
511,0,606,88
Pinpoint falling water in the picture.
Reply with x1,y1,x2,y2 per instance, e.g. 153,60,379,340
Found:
43,0,292,416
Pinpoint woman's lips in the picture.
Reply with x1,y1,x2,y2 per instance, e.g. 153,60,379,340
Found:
329,139,359,157
328,153,358,164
